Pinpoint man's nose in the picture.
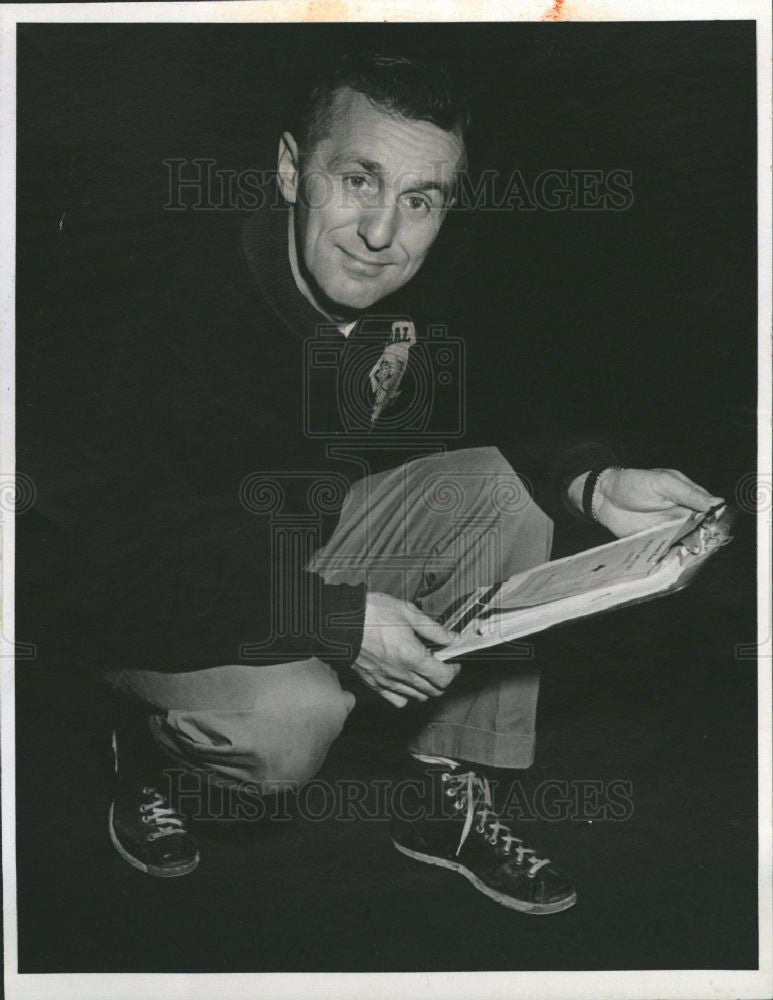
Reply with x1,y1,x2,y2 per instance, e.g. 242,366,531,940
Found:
357,203,399,252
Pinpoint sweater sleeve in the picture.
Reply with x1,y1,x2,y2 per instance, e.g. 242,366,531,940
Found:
16,432,367,675
498,433,624,524
16,254,366,677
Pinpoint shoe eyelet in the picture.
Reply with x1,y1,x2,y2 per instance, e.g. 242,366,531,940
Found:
440,773,450,782
488,834,498,845
141,815,151,823
454,800,463,810
445,788,456,797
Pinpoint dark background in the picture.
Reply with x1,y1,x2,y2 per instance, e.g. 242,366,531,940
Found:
14,22,758,972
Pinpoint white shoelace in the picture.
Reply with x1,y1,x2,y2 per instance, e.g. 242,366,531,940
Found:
140,787,188,842
442,770,550,877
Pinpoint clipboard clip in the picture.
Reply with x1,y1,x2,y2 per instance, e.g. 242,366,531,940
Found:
665,502,735,559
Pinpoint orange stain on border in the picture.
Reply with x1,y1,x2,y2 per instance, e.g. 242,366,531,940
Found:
542,0,566,20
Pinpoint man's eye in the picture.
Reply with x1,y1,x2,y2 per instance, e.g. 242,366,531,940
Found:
343,174,372,191
403,194,432,214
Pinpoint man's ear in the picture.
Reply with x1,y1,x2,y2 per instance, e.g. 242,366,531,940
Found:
277,131,300,205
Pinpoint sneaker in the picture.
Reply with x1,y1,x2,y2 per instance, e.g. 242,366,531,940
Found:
108,725,199,877
391,763,577,915
109,779,200,878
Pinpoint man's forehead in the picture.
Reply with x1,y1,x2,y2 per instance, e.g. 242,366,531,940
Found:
316,87,463,182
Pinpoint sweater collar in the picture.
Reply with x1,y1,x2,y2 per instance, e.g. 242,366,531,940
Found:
242,190,350,339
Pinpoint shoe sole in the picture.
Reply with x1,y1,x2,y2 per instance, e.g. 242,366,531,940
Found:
108,802,200,878
392,840,577,915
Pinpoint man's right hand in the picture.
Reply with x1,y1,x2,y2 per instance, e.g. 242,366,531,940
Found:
351,592,462,708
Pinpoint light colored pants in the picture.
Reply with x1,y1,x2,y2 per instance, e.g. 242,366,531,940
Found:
106,448,553,788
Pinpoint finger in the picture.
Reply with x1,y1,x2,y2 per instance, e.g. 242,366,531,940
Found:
404,671,445,697
656,471,724,511
424,656,462,690
667,469,706,489
389,681,430,702
380,689,409,709
405,661,460,696
665,505,699,519
407,608,457,647
423,660,463,692
355,664,415,701
410,656,462,692
663,468,723,501
645,504,698,521
668,469,724,503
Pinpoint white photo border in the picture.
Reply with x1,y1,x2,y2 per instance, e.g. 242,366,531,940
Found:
1,3,770,999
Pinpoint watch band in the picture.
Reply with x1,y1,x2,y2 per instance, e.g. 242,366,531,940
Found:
582,464,621,523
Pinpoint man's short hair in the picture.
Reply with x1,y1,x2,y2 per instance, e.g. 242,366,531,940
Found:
295,52,470,161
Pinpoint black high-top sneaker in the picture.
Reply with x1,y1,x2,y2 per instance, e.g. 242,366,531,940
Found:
108,720,199,878
391,760,576,915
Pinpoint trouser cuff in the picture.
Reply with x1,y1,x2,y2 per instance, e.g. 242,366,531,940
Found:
408,722,535,770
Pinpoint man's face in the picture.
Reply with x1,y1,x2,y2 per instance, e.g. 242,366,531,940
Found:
290,88,464,312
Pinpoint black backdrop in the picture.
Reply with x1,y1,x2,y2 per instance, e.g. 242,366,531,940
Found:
17,20,757,489
13,21,759,975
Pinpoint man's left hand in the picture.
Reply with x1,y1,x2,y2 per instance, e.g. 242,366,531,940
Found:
584,467,724,538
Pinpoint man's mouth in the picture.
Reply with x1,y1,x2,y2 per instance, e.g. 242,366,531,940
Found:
338,246,391,278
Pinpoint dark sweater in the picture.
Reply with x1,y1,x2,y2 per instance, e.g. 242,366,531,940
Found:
16,192,616,676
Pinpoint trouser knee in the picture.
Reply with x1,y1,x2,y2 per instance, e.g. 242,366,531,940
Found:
150,688,355,792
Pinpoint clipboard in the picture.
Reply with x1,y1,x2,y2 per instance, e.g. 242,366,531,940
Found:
433,504,737,660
